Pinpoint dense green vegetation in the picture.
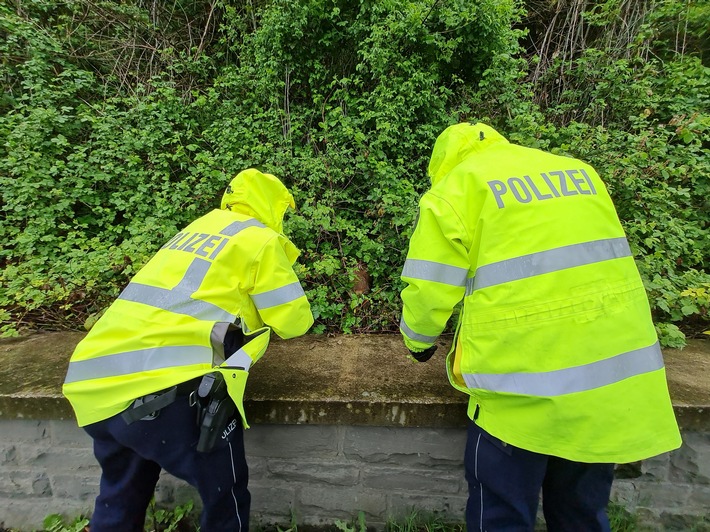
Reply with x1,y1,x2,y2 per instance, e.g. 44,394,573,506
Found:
1,0,708,346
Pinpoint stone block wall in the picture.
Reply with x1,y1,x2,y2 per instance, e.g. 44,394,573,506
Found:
611,430,710,530
1,419,708,531
0,420,98,529
246,425,468,526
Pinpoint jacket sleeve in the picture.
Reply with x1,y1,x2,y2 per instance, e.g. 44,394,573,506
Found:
249,234,314,339
400,191,470,352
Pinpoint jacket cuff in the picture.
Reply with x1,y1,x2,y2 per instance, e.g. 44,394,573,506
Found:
402,335,434,353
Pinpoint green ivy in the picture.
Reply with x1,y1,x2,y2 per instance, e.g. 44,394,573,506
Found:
0,0,707,348
43,513,90,532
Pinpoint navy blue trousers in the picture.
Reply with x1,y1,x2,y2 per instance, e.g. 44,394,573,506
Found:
84,394,250,532
464,421,614,532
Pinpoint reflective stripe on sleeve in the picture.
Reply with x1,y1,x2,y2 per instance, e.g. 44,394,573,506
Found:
64,345,212,384
469,237,632,294
251,282,306,310
399,316,439,344
401,259,469,287
462,342,664,396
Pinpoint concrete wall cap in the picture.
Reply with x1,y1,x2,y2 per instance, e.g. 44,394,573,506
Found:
0,332,708,429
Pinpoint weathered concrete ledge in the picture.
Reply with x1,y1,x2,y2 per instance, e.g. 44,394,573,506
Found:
0,331,708,430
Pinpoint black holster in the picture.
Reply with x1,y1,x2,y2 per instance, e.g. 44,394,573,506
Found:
194,372,235,453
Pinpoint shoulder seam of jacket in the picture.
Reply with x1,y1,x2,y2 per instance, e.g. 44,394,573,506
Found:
425,190,472,247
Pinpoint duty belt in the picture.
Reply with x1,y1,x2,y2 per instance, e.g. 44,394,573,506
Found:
121,378,201,424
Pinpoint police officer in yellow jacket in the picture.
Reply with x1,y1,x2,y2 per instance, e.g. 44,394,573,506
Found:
64,169,314,532
400,123,681,531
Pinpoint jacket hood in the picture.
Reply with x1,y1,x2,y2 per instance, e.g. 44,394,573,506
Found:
427,123,508,186
220,169,296,233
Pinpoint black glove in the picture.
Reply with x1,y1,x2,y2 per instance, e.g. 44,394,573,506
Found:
409,345,437,362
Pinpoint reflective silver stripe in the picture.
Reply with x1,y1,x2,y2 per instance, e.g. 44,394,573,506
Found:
175,258,210,292
220,219,265,236
462,342,664,396
64,345,211,384
465,277,476,295
402,259,468,287
118,259,237,322
399,316,439,344
223,348,253,370
469,237,631,293
251,281,305,310
116,219,263,320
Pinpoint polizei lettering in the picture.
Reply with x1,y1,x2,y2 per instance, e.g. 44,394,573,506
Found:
161,231,229,260
487,168,598,209
222,418,237,440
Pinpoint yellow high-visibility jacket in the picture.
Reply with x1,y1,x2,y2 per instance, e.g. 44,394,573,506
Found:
64,169,314,427
400,123,681,463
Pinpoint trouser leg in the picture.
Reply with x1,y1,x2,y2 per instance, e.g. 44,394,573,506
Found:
86,394,249,532
84,423,161,532
192,422,250,532
464,421,547,532
107,394,249,532
542,456,614,532
153,412,250,532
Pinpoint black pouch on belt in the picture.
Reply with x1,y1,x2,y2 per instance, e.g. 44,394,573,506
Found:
121,378,201,424
194,372,236,453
